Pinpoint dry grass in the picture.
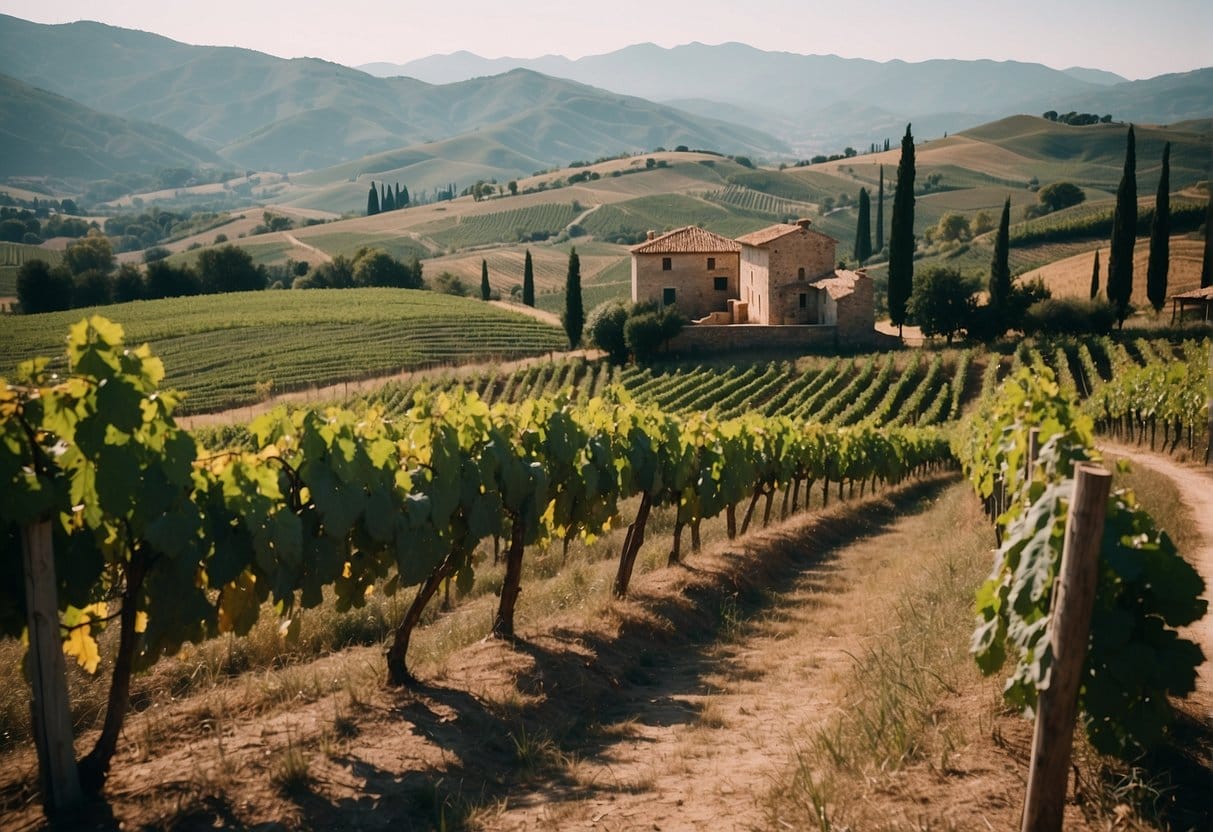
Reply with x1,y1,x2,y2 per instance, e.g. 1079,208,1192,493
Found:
1021,234,1205,307
761,477,1206,832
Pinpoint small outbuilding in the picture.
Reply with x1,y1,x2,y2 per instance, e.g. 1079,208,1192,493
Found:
1170,286,1213,324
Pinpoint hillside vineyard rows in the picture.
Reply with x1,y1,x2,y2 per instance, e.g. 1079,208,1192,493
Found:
308,336,1208,444
3,319,1208,807
3,317,954,789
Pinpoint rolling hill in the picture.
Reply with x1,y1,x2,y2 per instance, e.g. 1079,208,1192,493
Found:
364,43,1213,155
0,15,787,173
0,73,223,179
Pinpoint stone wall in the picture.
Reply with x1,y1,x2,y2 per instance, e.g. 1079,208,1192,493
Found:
767,229,837,324
632,251,740,319
668,324,852,354
836,274,875,340
738,247,771,323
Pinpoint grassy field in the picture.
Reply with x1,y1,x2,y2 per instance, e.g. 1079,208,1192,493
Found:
1,288,566,413
1023,234,1207,305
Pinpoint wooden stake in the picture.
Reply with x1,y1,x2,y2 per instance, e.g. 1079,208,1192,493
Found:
22,521,82,815
1020,463,1112,832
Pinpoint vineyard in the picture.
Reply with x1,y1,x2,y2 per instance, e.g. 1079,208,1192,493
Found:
577,194,768,243
955,363,1205,756
0,315,1209,827
2,316,953,803
333,349,973,431
0,289,567,414
703,184,815,219
424,203,579,250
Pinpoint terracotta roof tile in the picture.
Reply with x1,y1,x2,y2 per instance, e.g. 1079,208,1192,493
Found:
736,221,837,248
735,223,802,247
630,226,742,254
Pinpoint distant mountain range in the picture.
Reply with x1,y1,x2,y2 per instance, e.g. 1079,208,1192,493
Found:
362,43,1213,154
0,73,222,179
0,15,785,174
0,13,1209,192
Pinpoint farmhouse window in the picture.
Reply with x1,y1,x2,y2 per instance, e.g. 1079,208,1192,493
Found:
663,287,676,305
662,257,672,271
799,293,807,309
707,257,716,270
798,267,806,280
713,277,728,291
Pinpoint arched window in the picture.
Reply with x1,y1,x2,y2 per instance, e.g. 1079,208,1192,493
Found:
798,267,806,280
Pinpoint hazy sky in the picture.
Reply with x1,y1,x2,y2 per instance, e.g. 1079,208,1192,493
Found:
2,0,1210,80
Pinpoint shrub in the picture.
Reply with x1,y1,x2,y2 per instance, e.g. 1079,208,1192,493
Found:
429,271,469,296
586,299,630,364
1022,298,1117,335
624,302,685,363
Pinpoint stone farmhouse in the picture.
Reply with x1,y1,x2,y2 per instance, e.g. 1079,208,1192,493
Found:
630,220,876,350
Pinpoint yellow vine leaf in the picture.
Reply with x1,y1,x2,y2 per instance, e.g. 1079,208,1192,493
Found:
63,625,101,674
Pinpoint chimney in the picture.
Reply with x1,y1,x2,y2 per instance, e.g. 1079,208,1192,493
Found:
647,230,657,241
795,218,812,228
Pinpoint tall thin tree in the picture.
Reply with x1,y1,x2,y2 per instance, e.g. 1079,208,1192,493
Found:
1107,125,1137,326
988,197,1012,329
382,186,396,212
522,249,535,307
888,125,916,337
875,165,885,251
366,183,380,216
480,259,491,300
854,188,872,263
1090,250,1100,300
1146,142,1171,312
563,247,584,349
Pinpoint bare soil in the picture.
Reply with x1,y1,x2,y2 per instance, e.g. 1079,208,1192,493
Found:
3,462,1210,831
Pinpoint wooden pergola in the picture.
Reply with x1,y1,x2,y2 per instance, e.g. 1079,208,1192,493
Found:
1169,286,1213,324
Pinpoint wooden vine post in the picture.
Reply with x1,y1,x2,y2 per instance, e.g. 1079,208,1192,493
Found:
1020,463,1111,832
21,520,82,815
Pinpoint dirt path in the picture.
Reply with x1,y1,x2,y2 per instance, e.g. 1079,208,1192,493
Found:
283,232,333,263
1101,444,1213,717
484,479,974,831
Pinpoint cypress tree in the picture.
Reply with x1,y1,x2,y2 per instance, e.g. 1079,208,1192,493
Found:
382,186,396,212
367,182,380,216
887,124,916,337
394,182,401,209
380,183,387,208
1107,125,1137,326
1203,198,1212,289
480,259,491,300
1090,249,1100,300
1146,142,1170,312
563,247,583,348
522,249,535,307
854,188,872,263
875,165,885,252
400,184,410,207
988,197,1012,328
